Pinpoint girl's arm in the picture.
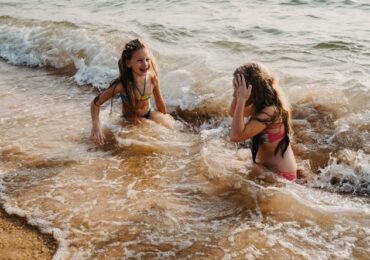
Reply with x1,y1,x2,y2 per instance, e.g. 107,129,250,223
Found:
90,83,123,144
151,75,167,114
230,74,266,142
230,99,266,142
229,97,254,117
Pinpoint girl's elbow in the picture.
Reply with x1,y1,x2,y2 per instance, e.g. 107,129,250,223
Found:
230,132,252,142
90,100,97,109
230,134,242,142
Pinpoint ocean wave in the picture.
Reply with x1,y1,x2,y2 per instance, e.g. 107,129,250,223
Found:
0,16,226,112
280,0,311,6
280,0,359,7
206,40,252,53
313,41,353,51
0,16,119,87
140,22,194,44
312,150,370,195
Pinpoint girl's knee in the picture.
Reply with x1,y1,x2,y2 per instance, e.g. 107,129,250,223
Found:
151,111,175,129
150,111,162,121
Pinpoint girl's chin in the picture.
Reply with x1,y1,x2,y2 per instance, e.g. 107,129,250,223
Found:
134,71,148,77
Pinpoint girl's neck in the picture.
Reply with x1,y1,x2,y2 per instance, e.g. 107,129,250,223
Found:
133,73,146,83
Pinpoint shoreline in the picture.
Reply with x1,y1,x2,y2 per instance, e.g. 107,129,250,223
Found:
0,205,57,259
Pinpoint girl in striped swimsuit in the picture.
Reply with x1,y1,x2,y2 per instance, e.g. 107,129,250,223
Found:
90,39,175,145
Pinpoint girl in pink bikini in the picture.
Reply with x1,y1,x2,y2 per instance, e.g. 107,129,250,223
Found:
229,62,297,181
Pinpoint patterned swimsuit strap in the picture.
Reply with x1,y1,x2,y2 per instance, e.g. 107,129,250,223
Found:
135,76,146,97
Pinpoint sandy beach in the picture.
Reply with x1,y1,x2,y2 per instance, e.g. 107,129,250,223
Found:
0,206,56,260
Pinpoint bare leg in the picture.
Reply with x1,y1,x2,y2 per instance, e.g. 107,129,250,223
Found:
150,111,176,129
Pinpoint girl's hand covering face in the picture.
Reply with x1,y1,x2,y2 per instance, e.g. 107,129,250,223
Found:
233,74,252,101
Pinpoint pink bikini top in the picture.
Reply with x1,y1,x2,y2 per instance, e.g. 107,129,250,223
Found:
260,122,285,143
251,109,286,144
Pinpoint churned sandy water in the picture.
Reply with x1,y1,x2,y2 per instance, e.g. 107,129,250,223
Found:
0,0,369,259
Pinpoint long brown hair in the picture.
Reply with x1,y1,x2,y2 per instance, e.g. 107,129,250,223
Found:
108,39,159,115
234,62,292,162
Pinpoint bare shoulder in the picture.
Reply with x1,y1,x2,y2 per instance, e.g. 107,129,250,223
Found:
112,81,124,93
255,106,276,120
150,73,159,86
261,106,276,115
93,80,124,105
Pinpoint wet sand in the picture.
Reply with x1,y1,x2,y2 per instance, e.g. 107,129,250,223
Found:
0,206,56,260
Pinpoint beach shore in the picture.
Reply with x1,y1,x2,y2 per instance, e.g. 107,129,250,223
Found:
0,206,56,260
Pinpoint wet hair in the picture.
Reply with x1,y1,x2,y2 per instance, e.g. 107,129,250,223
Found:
233,62,292,162
107,38,158,115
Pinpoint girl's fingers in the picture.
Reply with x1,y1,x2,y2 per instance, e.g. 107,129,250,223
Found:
92,132,105,145
237,74,246,90
99,134,105,145
246,84,252,99
238,74,242,86
241,76,247,89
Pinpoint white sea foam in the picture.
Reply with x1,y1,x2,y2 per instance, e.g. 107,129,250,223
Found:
161,68,211,110
335,110,370,131
126,181,138,199
0,17,118,87
313,150,370,194
1,202,69,260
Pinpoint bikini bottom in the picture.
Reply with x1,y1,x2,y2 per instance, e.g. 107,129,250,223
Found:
277,171,297,182
122,108,153,120
142,108,152,119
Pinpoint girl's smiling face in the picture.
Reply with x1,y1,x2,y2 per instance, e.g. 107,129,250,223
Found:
127,48,151,76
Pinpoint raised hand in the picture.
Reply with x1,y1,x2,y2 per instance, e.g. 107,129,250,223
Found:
234,74,252,101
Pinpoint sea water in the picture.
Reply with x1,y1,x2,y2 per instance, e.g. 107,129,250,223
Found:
0,0,369,259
